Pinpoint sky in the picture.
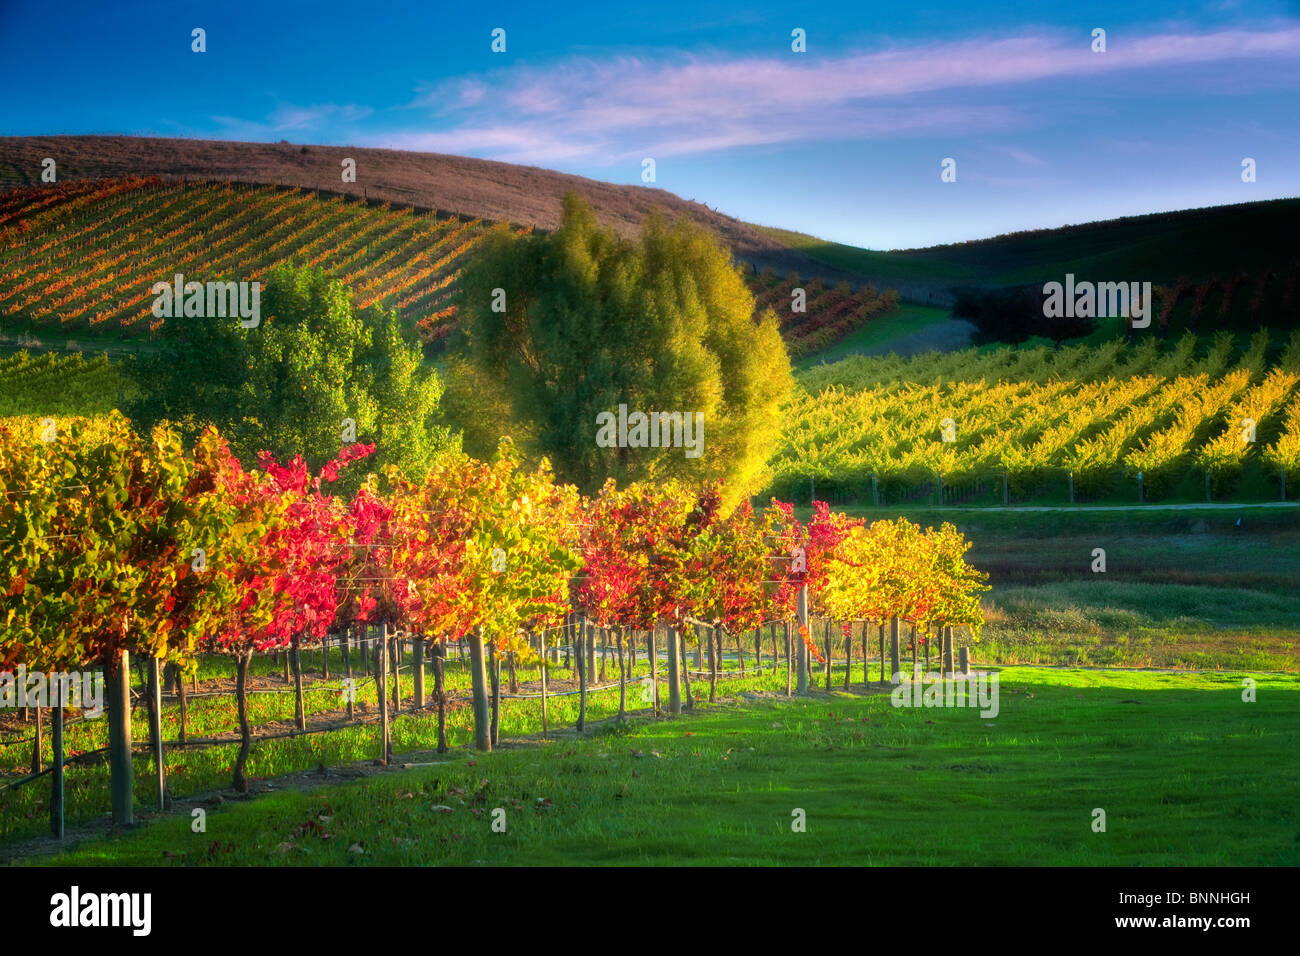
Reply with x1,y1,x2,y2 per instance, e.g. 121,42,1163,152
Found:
2,0,1298,249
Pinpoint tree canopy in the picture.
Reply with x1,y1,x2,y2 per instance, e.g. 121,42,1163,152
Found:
127,263,457,490
449,193,791,502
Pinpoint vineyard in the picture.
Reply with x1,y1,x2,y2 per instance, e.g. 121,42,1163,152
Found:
0,412,985,841
0,179,898,358
769,330,1300,504
0,349,135,417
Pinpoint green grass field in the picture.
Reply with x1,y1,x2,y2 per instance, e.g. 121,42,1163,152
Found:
20,667,1299,866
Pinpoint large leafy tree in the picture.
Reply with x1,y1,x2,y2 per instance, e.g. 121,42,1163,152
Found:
451,193,792,502
128,263,457,490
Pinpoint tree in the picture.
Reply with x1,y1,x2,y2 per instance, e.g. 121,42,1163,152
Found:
451,193,792,503
128,263,458,491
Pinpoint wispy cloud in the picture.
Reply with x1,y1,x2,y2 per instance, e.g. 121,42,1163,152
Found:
386,23,1300,164
213,102,372,139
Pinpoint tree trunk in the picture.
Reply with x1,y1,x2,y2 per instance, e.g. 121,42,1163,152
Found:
107,648,133,823
233,652,252,794
770,621,778,665
667,625,682,715
283,648,291,684
433,642,447,753
754,628,763,675
508,649,519,694
292,637,306,731
910,623,918,681
737,626,745,676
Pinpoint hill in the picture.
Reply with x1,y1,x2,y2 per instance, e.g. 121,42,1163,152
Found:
0,178,899,359
760,197,1300,311
0,135,864,286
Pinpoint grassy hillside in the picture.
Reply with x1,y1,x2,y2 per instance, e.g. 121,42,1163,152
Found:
761,197,1300,310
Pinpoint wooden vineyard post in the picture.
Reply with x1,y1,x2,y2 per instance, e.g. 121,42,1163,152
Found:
344,624,356,720
824,619,833,691
377,622,391,764
942,626,954,678
489,642,501,747
844,623,853,691
413,637,426,710
707,625,718,702
910,623,919,682
469,626,491,751
433,641,447,753
107,648,133,824
796,584,810,696
576,616,587,731
785,621,793,697
924,629,932,676
616,626,627,718
770,621,778,668
50,697,63,839
31,703,41,774
539,636,549,737
148,656,165,811
322,631,329,681
648,627,659,715
754,627,763,675
695,626,704,670
878,624,889,686
667,625,682,716
175,664,188,746
737,626,745,676
391,634,401,715
889,617,902,685
233,652,253,794
959,645,970,675
292,637,306,731
681,629,694,710
284,649,291,684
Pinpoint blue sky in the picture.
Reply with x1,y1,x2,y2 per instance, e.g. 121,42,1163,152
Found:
2,0,1298,248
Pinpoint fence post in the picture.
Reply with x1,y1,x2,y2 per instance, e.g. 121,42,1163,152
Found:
148,656,165,811
469,625,491,751
942,625,954,678
413,637,425,710
50,699,64,839
889,616,902,685
796,585,810,695
378,621,391,764
667,625,682,715
959,645,969,675
107,648,133,825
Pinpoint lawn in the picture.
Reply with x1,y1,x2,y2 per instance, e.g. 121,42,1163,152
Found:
21,667,1299,866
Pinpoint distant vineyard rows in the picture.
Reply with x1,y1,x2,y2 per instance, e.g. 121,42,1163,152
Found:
0,179,898,358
